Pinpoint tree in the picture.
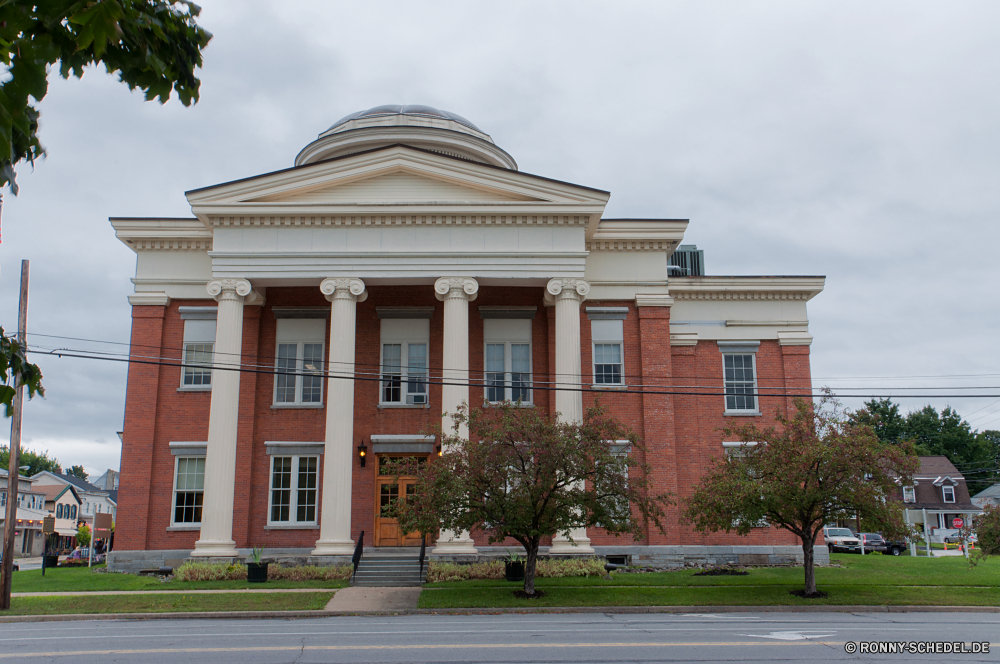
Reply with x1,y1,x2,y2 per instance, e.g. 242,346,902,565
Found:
685,397,920,597
75,522,90,548
392,403,673,596
0,445,58,476
852,398,908,444
66,465,88,481
0,326,43,415
0,0,212,193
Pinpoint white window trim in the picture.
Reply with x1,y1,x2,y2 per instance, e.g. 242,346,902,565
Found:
179,341,214,391
592,341,625,387
722,352,761,415
942,485,956,503
170,455,205,527
483,340,533,404
380,339,429,406
273,340,326,407
267,455,319,527
903,485,916,503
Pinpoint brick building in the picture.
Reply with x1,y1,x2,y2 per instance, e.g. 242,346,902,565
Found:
109,105,825,568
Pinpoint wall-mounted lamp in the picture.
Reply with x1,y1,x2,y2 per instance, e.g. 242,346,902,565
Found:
358,441,368,468
436,445,443,457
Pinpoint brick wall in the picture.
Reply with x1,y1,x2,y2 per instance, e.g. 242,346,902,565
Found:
120,287,813,551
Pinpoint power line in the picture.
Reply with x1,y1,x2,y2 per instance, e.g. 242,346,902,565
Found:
27,348,1000,400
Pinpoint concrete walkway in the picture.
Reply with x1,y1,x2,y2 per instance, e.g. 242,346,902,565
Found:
323,587,422,612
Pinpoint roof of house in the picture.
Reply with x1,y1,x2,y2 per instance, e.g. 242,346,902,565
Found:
34,471,107,495
913,456,966,480
36,483,81,504
901,456,979,512
106,489,118,504
973,484,1000,500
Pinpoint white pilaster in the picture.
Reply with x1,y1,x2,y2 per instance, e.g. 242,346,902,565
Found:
192,278,256,557
432,276,479,554
546,277,595,554
312,277,367,556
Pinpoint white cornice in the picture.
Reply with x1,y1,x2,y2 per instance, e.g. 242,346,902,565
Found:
111,218,214,252
669,277,825,301
206,212,594,228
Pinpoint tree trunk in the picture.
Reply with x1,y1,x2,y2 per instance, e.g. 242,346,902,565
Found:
523,542,539,595
802,534,817,596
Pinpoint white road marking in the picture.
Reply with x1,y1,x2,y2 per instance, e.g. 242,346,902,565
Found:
743,631,837,641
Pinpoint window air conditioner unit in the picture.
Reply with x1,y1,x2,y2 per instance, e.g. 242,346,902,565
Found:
408,393,427,405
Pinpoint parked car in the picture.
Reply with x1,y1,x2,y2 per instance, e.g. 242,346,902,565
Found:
67,547,106,563
940,530,977,545
0,551,17,571
823,527,861,553
881,539,907,556
858,532,887,553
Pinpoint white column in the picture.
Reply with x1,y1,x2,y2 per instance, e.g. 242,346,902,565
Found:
312,278,367,555
546,278,595,554
432,276,479,554
192,279,256,557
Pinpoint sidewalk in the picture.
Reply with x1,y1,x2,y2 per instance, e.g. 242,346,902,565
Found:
13,588,340,597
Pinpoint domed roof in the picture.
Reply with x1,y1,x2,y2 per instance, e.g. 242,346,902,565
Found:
296,104,517,170
327,105,483,134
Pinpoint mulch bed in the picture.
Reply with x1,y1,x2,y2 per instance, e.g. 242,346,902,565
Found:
513,590,547,599
789,589,829,599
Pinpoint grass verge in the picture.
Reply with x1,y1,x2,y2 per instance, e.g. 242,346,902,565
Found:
11,566,349,593
419,554,1000,608
2,592,335,616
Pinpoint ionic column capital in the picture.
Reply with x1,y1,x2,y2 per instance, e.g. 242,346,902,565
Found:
434,277,479,302
320,277,368,303
207,279,263,305
546,278,590,303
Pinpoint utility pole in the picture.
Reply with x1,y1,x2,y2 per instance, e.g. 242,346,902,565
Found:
1,260,29,610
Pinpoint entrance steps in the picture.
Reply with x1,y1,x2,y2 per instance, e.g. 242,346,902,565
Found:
352,553,426,587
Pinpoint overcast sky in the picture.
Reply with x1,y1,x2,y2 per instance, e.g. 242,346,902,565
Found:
1,1,998,477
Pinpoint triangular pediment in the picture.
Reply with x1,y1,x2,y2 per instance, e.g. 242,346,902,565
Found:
248,167,540,204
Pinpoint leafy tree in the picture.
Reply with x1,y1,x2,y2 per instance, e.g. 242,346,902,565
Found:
0,0,212,193
852,398,908,444
0,445,58,476
392,403,673,596
65,465,88,481
0,327,43,415
75,522,90,548
685,397,919,597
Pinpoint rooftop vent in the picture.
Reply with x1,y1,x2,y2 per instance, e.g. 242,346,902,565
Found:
668,244,705,276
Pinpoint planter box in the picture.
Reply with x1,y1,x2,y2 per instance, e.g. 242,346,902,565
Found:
247,562,269,583
504,561,525,582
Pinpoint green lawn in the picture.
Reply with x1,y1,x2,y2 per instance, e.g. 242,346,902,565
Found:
3,592,334,616
418,554,1000,608
10,565,349,594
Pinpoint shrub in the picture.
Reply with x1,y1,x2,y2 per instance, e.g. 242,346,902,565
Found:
174,562,246,581
267,564,352,581
425,557,607,583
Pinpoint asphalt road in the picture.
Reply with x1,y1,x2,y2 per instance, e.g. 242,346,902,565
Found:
1,611,997,663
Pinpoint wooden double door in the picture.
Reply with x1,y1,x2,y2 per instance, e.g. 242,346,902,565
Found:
375,454,431,547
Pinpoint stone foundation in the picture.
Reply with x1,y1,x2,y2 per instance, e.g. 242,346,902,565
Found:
109,544,827,572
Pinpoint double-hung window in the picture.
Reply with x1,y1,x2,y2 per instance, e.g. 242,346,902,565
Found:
172,456,205,524
181,317,216,389
719,341,760,414
942,485,955,503
274,319,326,406
268,455,319,525
380,319,429,405
484,319,532,403
902,485,916,503
591,318,625,386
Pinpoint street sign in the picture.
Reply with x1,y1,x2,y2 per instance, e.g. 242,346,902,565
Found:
42,516,55,534
953,517,964,529
93,513,113,537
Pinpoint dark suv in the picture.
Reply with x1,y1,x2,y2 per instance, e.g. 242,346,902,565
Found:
858,533,886,553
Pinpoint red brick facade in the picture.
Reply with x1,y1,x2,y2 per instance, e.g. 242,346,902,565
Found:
118,286,807,551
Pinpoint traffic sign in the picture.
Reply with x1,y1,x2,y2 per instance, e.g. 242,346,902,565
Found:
952,517,964,529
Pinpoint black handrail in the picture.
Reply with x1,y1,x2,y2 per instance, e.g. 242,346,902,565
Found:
352,531,364,582
418,536,427,582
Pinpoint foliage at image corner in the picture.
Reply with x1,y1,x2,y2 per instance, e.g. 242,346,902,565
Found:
0,0,212,195
684,395,920,596
0,325,43,414
962,504,1000,568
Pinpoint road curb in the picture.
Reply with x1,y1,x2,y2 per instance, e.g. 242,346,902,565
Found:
2,605,1000,622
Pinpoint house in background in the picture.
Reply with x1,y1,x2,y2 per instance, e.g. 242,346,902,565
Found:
93,468,120,491
0,469,48,557
32,471,118,525
36,483,82,552
901,456,982,546
972,484,1000,509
